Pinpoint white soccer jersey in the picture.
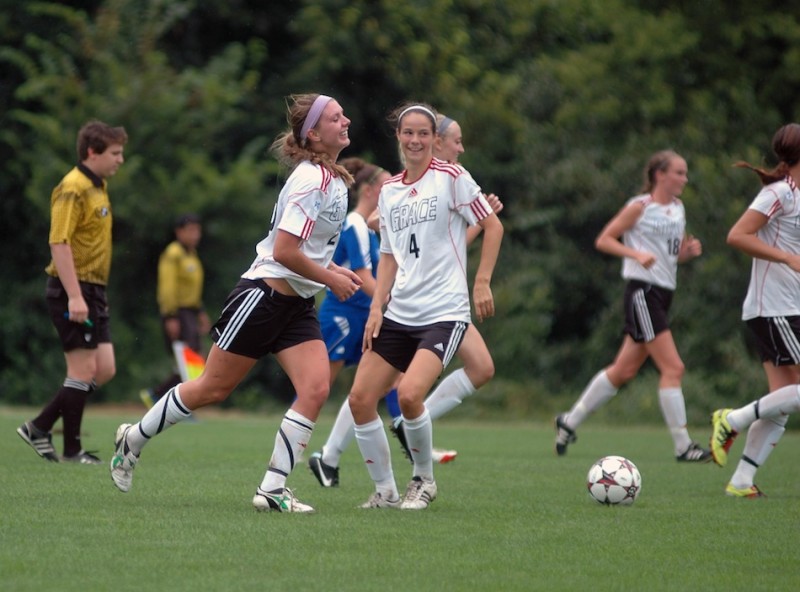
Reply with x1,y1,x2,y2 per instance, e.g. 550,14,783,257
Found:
621,194,685,290
241,161,348,298
378,158,492,326
741,177,800,320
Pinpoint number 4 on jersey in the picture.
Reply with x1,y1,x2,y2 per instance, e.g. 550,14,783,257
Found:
409,233,420,258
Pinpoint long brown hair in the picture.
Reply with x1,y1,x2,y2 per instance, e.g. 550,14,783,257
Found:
640,150,681,193
735,123,800,186
270,93,353,186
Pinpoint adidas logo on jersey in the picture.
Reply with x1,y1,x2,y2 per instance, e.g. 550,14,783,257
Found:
434,343,444,352
410,187,418,196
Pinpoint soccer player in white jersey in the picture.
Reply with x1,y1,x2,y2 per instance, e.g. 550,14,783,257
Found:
711,123,800,497
348,103,503,510
554,150,711,462
109,93,362,513
308,115,505,487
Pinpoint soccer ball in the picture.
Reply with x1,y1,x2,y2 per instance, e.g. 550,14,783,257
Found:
586,455,642,506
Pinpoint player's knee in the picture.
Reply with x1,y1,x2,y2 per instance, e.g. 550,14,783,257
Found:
348,391,373,423
299,381,329,410
661,361,685,383
94,364,116,387
466,359,494,389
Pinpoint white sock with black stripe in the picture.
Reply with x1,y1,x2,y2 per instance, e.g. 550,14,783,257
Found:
728,384,800,431
125,384,193,455
729,416,788,489
259,408,314,493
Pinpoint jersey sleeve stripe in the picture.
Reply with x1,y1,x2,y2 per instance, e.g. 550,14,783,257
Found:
470,198,491,220
301,218,315,239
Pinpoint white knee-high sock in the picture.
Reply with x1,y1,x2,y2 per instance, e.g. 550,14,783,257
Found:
403,408,433,481
424,369,476,420
354,417,398,499
259,409,314,493
729,416,788,489
566,370,618,428
728,384,800,432
658,387,692,455
322,400,356,468
126,385,192,455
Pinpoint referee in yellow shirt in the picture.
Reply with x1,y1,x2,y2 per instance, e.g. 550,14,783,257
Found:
17,120,128,464
140,214,210,408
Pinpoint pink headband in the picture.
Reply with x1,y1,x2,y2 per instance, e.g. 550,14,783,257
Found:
300,94,333,146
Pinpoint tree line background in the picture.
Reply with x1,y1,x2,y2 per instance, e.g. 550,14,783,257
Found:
1,0,798,423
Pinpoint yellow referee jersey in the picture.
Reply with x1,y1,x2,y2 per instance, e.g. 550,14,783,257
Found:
157,241,204,316
45,164,112,285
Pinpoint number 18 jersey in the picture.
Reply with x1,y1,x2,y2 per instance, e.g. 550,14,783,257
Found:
621,193,685,291
378,158,492,326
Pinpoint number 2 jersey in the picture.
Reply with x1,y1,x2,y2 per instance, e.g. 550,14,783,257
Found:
241,161,349,298
378,158,492,326
621,193,686,291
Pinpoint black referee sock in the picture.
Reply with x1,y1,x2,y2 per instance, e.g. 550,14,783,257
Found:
32,389,67,433
60,378,94,457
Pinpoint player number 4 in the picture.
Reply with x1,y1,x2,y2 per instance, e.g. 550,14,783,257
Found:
409,233,420,258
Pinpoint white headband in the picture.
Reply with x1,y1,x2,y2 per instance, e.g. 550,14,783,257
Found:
397,105,436,127
300,94,333,146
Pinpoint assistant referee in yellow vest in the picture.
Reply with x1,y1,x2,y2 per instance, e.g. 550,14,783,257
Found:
140,213,210,408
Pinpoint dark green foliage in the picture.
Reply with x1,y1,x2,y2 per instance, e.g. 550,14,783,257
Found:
2,0,799,413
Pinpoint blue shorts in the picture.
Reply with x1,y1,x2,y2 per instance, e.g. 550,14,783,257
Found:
318,297,368,367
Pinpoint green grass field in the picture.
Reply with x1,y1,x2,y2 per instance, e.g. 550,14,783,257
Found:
1,406,798,591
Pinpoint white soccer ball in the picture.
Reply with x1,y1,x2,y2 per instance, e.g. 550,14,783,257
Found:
586,455,642,506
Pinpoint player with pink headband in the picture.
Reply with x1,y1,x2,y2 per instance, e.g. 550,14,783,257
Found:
110,93,361,513
348,102,503,510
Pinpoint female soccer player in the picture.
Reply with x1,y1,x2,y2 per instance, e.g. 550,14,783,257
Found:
711,123,800,497
110,93,361,513
554,150,711,462
348,103,503,509
308,113,503,487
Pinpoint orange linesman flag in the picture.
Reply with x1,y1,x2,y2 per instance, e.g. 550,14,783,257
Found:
171,341,206,382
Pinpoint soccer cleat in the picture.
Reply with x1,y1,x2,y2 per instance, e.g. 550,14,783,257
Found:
252,487,315,513
389,417,413,463
359,491,402,509
109,423,138,493
62,450,102,464
139,388,155,409
308,451,339,487
554,414,577,456
676,442,712,463
17,422,59,462
725,483,766,498
400,476,437,510
432,448,458,464
710,408,738,467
